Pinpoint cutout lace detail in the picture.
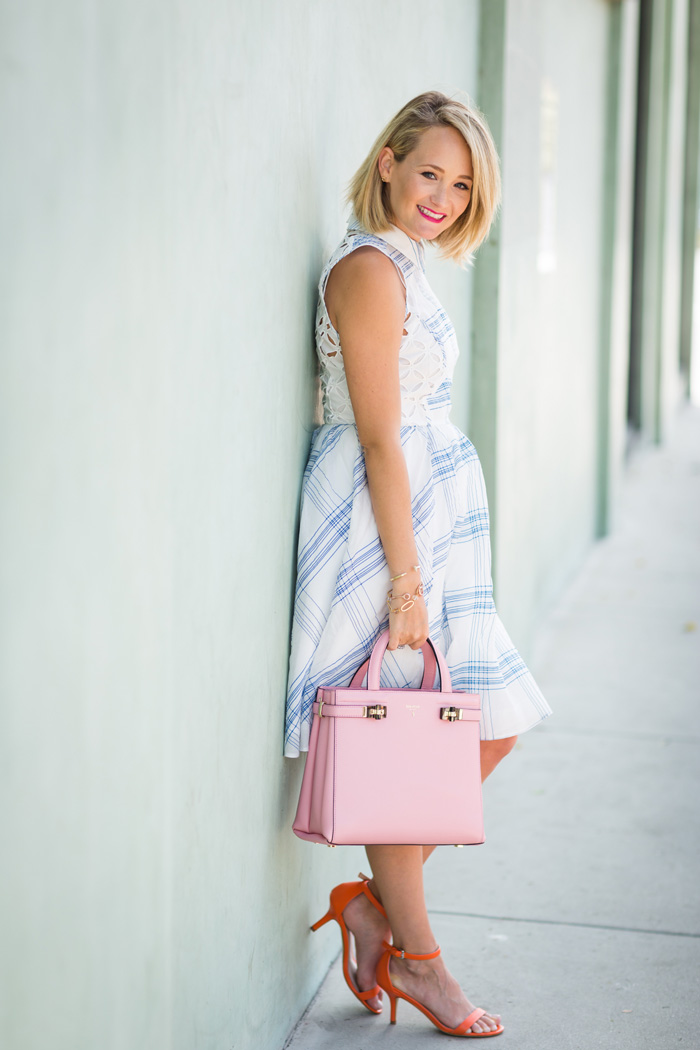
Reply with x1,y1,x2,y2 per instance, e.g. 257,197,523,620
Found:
316,229,459,426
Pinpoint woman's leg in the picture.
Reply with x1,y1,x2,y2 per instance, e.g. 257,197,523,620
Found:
343,735,517,1021
365,844,501,1033
480,735,518,780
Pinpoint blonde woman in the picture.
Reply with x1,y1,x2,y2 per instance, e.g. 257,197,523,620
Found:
285,91,551,1038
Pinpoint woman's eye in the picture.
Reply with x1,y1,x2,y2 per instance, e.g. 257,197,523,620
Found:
421,171,437,180
457,182,471,192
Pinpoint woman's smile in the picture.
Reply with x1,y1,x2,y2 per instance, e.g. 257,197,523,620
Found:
417,204,446,223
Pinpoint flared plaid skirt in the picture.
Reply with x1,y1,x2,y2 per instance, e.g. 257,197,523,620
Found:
283,419,552,757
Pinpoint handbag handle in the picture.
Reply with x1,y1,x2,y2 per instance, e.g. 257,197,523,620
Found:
350,628,453,693
349,639,437,691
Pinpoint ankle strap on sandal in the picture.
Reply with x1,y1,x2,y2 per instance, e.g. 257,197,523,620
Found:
382,940,441,960
357,872,388,917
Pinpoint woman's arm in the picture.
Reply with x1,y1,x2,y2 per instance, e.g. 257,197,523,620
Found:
324,245,428,651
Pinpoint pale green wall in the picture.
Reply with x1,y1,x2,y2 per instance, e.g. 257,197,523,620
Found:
473,0,691,653
474,0,614,649
0,3,479,1050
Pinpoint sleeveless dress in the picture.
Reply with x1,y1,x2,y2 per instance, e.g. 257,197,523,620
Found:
283,213,552,758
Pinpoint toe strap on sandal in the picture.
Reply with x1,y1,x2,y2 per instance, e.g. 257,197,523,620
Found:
456,1008,486,1034
356,984,381,1003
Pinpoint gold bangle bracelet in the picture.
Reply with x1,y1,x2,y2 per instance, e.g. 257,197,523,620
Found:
386,583,424,614
389,564,420,583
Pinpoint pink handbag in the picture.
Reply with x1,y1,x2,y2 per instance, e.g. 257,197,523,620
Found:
292,629,484,846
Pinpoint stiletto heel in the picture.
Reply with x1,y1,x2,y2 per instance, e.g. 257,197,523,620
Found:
309,909,334,932
376,942,504,1038
309,875,389,1015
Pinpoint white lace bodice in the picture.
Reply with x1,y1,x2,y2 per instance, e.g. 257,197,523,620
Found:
315,215,459,426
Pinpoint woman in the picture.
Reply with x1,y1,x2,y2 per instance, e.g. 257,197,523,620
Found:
285,91,552,1037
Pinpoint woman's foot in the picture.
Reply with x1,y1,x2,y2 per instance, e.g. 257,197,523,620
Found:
389,954,501,1034
342,884,392,1013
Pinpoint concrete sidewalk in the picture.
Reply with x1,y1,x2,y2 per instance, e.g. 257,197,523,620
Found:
284,403,700,1050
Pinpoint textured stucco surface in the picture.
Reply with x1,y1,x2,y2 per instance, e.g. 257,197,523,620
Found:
0,3,478,1049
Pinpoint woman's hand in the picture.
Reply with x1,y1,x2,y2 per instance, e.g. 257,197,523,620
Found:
386,569,429,650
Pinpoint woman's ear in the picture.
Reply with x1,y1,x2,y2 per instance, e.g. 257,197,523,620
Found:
377,146,395,184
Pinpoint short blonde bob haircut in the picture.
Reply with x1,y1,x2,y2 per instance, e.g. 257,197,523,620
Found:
347,91,501,266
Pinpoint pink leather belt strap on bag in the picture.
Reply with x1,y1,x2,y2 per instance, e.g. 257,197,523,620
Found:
293,629,485,847
311,700,479,721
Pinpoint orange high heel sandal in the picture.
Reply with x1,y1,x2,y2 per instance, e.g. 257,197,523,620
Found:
376,941,504,1037
310,872,389,1014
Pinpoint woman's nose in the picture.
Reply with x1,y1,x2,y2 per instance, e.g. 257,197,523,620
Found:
429,183,448,206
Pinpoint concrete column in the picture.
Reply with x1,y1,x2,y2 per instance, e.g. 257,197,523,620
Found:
596,0,640,537
630,0,688,443
472,0,508,586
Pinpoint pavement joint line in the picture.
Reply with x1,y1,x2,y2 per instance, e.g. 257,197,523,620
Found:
282,959,339,1050
426,909,700,939
537,728,700,744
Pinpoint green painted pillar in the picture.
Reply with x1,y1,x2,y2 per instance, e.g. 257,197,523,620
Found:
680,0,700,393
629,0,675,443
472,0,507,585
597,3,625,537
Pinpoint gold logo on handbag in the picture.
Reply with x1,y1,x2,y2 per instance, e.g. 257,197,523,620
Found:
405,705,420,717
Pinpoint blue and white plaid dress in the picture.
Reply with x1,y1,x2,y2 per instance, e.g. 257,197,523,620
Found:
283,215,552,757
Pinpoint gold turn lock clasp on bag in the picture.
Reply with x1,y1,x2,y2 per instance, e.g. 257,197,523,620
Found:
440,706,464,722
363,704,387,719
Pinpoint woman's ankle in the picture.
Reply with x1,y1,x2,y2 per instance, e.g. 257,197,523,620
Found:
400,954,443,977
367,877,383,905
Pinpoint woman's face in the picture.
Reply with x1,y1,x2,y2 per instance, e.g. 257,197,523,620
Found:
378,125,473,242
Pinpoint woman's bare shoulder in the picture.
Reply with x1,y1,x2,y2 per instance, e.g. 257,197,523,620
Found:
325,245,404,328
331,243,400,280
